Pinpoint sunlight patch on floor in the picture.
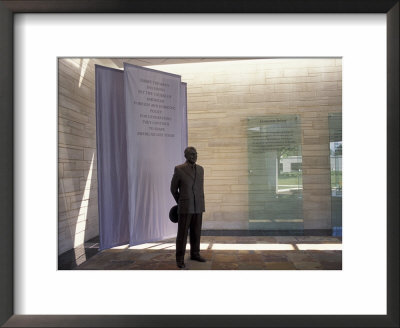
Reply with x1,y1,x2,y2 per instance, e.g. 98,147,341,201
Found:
114,242,342,251
211,243,295,251
296,243,342,251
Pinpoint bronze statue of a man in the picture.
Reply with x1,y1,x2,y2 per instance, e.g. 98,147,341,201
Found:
170,146,206,269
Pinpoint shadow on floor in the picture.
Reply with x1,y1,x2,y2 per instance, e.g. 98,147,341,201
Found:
58,236,100,270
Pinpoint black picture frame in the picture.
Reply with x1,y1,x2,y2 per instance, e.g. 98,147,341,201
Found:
0,1,398,327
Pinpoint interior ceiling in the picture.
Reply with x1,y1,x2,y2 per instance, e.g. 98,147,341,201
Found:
105,58,254,69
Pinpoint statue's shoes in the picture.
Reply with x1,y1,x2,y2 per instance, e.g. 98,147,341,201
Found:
177,262,186,269
190,256,206,262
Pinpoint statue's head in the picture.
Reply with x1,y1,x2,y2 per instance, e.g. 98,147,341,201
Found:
184,147,197,164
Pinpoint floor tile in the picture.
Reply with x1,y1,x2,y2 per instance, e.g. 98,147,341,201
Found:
264,262,297,270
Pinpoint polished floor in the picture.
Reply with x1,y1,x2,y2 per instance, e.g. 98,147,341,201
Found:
75,235,342,270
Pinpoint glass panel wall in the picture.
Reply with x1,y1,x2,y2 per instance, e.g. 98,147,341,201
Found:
328,113,342,236
247,115,303,230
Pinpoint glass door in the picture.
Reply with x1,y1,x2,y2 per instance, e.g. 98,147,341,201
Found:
328,113,342,235
247,115,303,230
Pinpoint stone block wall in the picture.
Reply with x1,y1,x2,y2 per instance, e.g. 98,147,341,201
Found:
59,58,107,255
58,58,342,255
153,59,342,230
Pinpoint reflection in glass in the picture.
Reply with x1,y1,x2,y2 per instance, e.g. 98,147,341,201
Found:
328,113,342,236
247,115,303,230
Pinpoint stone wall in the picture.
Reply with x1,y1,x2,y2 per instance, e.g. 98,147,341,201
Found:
58,58,342,255
153,59,342,230
59,59,104,255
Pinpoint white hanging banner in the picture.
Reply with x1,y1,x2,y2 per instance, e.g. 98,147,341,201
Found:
124,63,184,245
95,65,130,251
180,82,188,162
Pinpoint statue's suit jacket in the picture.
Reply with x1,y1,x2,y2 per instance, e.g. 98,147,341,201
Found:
170,162,205,214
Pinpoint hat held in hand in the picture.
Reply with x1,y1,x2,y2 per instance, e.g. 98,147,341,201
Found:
169,205,179,223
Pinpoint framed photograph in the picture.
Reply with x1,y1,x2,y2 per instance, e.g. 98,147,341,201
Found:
1,1,398,327
58,56,344,272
